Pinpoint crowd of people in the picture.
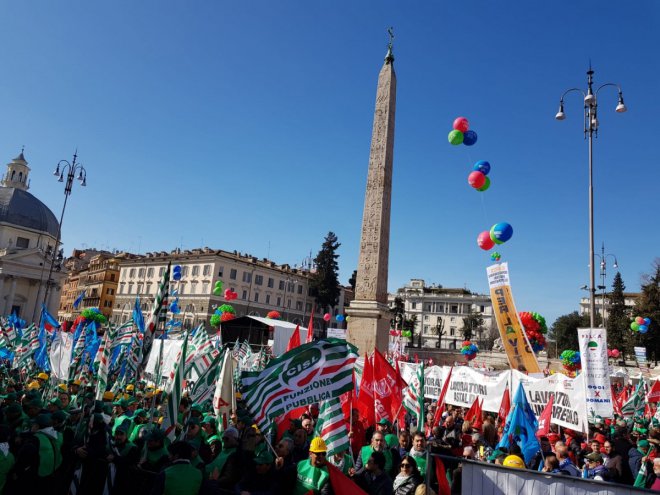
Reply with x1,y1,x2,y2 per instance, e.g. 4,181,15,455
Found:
0,365,659,495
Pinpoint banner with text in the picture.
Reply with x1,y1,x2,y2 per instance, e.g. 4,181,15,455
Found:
634,347,650,377
486,263,541,373
511,370,587,432
399,363,446,400
445,366,509,412
578,328,613,419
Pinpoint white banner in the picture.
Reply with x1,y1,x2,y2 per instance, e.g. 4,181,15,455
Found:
445,367,509,412
49,332,74,381
399,363,447,400
146,339,183,378
511,370,587,432
578,328,613,418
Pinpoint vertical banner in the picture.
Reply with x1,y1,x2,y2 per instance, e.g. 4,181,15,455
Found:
634,347,650,377
486,263,541,373
578,328,613,419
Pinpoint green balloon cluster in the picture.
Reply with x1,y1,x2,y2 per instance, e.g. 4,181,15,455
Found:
213,280,223,296
210,314,222,327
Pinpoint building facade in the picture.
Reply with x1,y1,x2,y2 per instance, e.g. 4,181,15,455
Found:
0,151,65,321
579,292,640,326
389,279,495,350
111,248,347,331
58,250,121,321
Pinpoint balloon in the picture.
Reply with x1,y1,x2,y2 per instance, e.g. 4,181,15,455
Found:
172,272,181,281
323,313,331,322
173,265,181,273
336,314,345,322
468,171,486,189
477,231,495,250
490,222,513,244
213,287,222,296
266,311,281,320
477,176,491,192
448,130,464,145
644,318,651,326
473,160,491,175
639,325,648,332
215,281,223,290
636,316,645,325
453,117,469,132
490,251,501,261
611,349,620,358
463,130,478,146
631,322,640,331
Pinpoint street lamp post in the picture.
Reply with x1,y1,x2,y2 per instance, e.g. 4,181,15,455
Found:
555,67,626,329
595,242,618,328
42,151,87,317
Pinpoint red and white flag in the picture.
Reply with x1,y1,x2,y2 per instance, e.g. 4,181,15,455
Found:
536,394,554,438
498,387,511,424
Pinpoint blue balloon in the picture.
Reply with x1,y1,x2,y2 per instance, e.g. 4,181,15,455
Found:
336,314,345,322
490,222,513,244
173,265,182,272
463,130,478,146
639,325,648,332
473,160,491,175
644,318,651,326
172,272,181,281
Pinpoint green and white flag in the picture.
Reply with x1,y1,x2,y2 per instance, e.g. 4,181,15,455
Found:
190,350,223,404
139,262,170,374
403,362,425,430
161,331,188,441
95,324,119,400
621,379,646,417
242,338,358,431
315,397,350,456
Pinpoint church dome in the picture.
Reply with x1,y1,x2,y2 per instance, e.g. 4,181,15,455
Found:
0,187,59,237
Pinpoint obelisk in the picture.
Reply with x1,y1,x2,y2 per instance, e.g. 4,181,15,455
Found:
346,37,396,355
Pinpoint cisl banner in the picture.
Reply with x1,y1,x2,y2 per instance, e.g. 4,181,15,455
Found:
486,263,541,373
578,328,614,418
445,366,509,413
511,370,588,433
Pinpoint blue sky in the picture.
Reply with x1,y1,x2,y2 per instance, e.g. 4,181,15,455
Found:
0,1,658,326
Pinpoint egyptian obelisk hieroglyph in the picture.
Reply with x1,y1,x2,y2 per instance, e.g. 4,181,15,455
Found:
346,41,396,355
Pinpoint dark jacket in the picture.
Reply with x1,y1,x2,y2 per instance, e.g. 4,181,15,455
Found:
628,447,645,478
604,453,624,483
357,470,393,495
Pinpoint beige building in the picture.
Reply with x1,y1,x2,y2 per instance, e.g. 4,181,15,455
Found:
0,151,65,321
112,248,348,331
389,279,495,350
579,292,640,326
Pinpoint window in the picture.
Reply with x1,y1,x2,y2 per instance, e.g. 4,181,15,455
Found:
180,283,186,295
190,282,197,294
436,303,444,313
128,283,134,294
424,325,429,333
287,299,291,308
119,283,125,294
411,302,417,310
277,297,281,307
278,280,285,290
265,294,271,304
218,267,224,277
138,268,145,278
159,267,165,277
296,301,303,311
254,292,259,303
203,265,211,276
145,283,152,294
424,315,429,321
242,290,248,300
202,282,209,294
480,305,485,312
306,302,312,312
181,266,189,277
230,269,237,280
147,268,154,278
16,237,29,248
450,328,456,336
137,283,143,294
255,275,263,286
192,265,200,276
298,285,303,294
129,268,136,278
242,272,252,283
110,274,116,282
425,304,432,312
450,304,459,314
287,282,295,293
268,278,274,288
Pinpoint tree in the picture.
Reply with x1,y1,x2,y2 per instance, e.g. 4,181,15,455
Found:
309,232,341,314
550,311,598,352
389,296,405,328
462,310,484,342
607,272,630,358
434,318,446,348
348,270,357,292
634,260,660,364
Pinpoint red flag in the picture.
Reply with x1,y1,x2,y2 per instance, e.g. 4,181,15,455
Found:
327,462,368,495
648,380,660,402
356,353,375,428
498,388,511,424
372,349,408,424
275,405,308,440
612,386,623,416
618,386,629,412
306,305,315,343
433,367,453,427
536,394,554,438
434,457,451,495
465,398,483,430
286,325,301,352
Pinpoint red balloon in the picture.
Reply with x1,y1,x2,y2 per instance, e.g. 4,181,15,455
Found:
468,171,486,189
477,231,495,250
453,117,469,133
323,313,331,322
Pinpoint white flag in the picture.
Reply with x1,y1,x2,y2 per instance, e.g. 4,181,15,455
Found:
49,332,74,381
213,351,235,430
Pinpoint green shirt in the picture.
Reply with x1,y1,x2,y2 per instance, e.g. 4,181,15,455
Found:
164,461,202,495
294,459,330,495
360,445,392,474
204,446,236,477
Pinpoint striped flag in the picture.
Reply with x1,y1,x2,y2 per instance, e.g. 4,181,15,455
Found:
622,380,646,417
190,350,223,404
110,321,135,350
315,397,350,455
161,331,188,441
95,324,119,400
213,350,235,430
403,362,425,431
139,263,170,374
242,338,358,431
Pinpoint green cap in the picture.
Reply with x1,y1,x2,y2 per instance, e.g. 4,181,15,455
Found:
488,449,507,462
639,439,650,448
134,409,148,418
254,449,275,465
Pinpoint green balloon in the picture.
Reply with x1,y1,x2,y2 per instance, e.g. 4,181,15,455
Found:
631,322,640,331
448,130,464,145
213,288,222,296
477,176,491,192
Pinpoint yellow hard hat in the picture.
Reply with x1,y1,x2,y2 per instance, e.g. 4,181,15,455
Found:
309,437,327,453
27,381,41,390
73,379,81,386
57,384,68,392
37,373,49,380
126,384,135,391
103,391,115,401
503,455,525,469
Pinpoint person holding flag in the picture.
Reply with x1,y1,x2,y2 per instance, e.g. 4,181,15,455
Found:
294,437,331,495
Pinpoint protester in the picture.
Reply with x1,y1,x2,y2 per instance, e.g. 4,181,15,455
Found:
294,437,331,495
393,455,422,495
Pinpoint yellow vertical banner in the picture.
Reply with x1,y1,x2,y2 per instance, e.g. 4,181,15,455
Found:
486,263,541,373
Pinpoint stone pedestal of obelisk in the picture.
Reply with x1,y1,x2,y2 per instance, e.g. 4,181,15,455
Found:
346,45,396,356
